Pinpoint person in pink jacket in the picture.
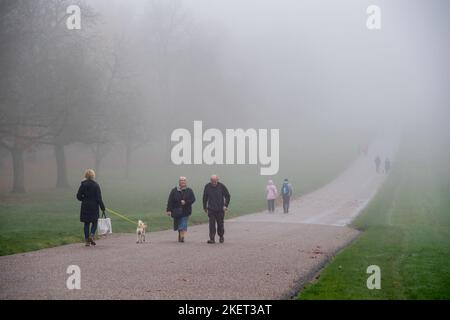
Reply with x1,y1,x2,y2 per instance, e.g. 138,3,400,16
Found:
266,180,278,212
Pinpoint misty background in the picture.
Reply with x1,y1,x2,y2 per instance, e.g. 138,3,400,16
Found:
0,0,449,197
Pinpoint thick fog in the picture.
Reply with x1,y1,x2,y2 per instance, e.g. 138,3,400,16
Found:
0,0,449,192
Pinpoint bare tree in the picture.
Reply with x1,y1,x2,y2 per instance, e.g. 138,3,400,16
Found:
0,0,98,191
91,20,150,179
0,0,64,192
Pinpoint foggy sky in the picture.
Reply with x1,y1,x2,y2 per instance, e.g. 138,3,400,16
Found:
91,0,450,134
1,0,449,190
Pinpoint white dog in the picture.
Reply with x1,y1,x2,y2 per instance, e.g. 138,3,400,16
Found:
136,220,147,243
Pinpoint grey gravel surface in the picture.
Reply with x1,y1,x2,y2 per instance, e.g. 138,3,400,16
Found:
0,222,358,299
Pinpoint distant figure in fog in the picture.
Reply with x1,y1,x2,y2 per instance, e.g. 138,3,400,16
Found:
266,180,278,213
385,158,391,174
375,156,381,173
363,144,369,156
76,169,105,247
281,179,293,213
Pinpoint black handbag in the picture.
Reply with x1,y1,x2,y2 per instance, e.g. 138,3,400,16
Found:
171,207,183,219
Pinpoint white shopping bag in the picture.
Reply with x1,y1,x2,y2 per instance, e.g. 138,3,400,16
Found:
98,217,112,235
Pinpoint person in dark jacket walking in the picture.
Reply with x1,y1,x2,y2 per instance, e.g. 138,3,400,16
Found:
76,169,105,247
166,176,196,243
385,158,391,174
203,174,230,244
281,178,293,213
375,155,381,173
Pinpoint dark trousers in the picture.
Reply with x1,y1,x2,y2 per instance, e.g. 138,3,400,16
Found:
84,221,97,240
282,196,290,213
208,210,224,240
267,199,275,212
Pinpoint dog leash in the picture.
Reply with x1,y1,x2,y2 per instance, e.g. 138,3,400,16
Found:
105,208,139,225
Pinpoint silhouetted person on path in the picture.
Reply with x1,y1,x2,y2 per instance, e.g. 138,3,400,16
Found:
281,179,293,213
375,156,381,173
385,158,391,174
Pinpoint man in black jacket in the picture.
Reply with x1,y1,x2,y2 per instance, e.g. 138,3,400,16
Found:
203,174,231,244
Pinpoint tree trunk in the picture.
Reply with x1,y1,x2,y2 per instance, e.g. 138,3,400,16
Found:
11,148,25,193
54,144,69,188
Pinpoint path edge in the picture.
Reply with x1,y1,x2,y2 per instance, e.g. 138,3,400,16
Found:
280,229,363,300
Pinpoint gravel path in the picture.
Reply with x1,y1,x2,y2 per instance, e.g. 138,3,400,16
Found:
0,140,397,300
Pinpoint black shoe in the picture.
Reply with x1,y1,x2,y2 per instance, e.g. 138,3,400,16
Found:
207,240,215,244
85,241,90,247
89,235,96,246
219,237,224,243
180,237,185,243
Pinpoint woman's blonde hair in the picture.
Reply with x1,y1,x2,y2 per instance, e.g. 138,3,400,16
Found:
84,169,95,180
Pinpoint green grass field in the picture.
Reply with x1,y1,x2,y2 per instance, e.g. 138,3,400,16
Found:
298,135,450,299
